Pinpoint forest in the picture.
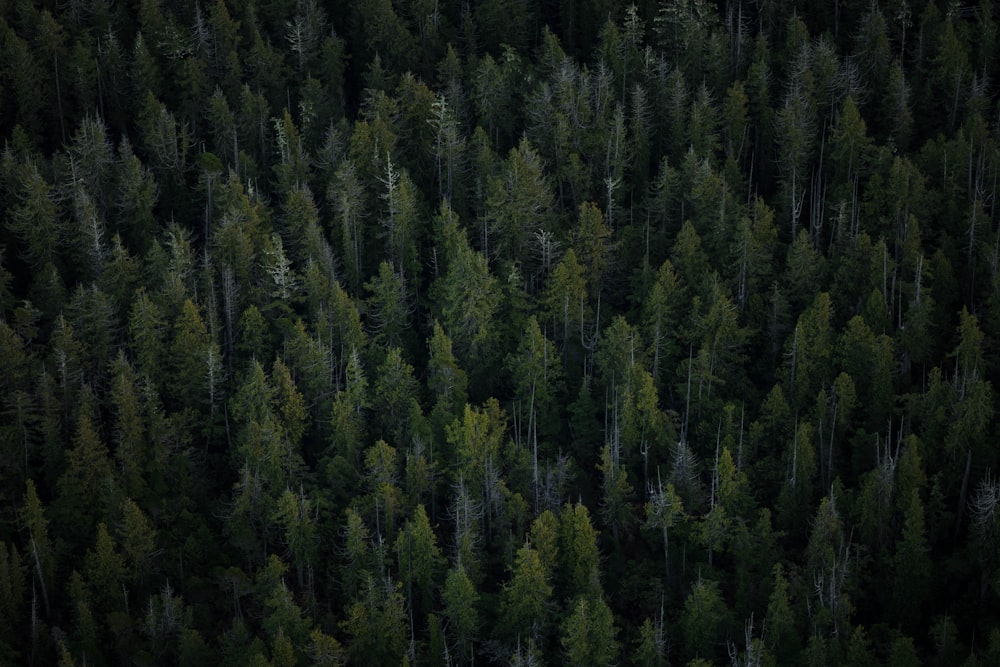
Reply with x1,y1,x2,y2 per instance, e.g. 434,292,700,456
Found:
0,0,999,664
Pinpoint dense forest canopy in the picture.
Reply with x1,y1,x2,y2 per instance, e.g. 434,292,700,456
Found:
1,0,999,664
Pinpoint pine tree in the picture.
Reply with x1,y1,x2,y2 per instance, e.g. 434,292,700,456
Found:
119,497,157,587
544,248,589,353
597,443,635,544
633,615,667,667
169,299,212,412
558,503,601,599
83,522,126,612
485,137,554,269
7,161,62,271
364,262,411,352
681,577,728,662
0,541,26,658
19,480,54,618
271,487,317,590
430,219,501,378
372,347,420,446
642,259,684,388
395,504,443,621
765,562,798,662
892,489,931,629
561,594,618,666
341,573,408,665
500,542,552,644
645,476,685,577
786,292,833,410
506,315,563,448
55,406,116,545
427,321,468,438
443,564,478,661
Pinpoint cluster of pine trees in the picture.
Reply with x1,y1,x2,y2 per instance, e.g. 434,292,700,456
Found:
1,0,999,664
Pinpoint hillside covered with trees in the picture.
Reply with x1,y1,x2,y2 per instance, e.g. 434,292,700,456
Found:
1,0,999,664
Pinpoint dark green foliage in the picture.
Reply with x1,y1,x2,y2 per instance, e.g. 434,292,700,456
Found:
681,577,728,662
0,2,998,665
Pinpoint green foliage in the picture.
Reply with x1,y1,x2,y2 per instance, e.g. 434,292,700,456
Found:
506,315,563,444
0,541,26,654
19,480,53,616
597,443,635,543
892,489,931,629
544,248,590,350
340,572,408,663
645,477,685,577
169,298,213,412
430,211,501,376
372,346,419,444
427,321,468,435
500,542,553,643
443,565,479,661
395,504,443,616
7,161,62,270
119,497,157,586
84,523,124,607
633,616,667,667
557,503,601,599
560,594,618,666
0,3,997,664
528,509,559,578
271,488,317,588
55,407,116,543
681,578,728,662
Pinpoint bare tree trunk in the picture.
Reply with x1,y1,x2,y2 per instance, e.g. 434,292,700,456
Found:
29,535,49,618
955,448,974,538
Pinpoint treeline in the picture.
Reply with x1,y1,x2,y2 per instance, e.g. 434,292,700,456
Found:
0,0,999,665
